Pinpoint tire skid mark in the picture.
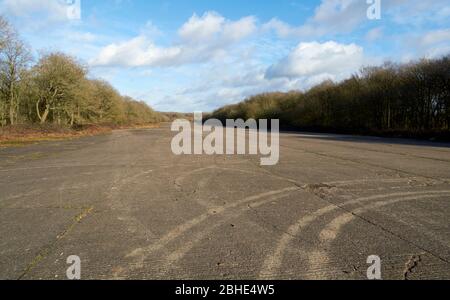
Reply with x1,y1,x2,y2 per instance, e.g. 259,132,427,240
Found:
121,187,300,275
112,161,294,277
259,190,450,279
174,166,216,190
324,177,439,187
240,150,449,192
159,191,299,275
305,192,450,279
174,165,285,191
173,163,297,210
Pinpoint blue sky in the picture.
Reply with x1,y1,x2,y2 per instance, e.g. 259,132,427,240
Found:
1,0,449,112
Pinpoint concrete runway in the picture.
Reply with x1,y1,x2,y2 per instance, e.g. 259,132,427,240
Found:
1,125,449,279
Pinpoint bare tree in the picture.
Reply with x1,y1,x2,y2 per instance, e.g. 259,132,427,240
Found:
0,16,32,125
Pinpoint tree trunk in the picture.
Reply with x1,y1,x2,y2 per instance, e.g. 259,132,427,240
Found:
9,100,14,125
8,82,15,125
36,99,50,124
387,100,391,129
40,105,50,124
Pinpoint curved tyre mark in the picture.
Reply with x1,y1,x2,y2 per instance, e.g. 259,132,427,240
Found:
160,190,300,274
305,192,450,279
121,186,300,275
174,165,291,191
259,190,450,279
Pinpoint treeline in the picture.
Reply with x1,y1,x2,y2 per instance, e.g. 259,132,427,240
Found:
0,16,163,127
210,56,450,139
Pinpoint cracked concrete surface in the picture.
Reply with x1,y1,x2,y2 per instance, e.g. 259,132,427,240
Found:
0,125,449,280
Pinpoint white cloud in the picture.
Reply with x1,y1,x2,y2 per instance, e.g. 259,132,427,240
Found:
133,59,307,112
262,19,298,38
91,12,257,68
91,36,182,67
263,0,450,39
400,28,450,60
387,0,450,25
263,0,368,38
222,16,257,42
266,41,364,80
310,0,367,32
178,12,256,43
67,31,98,43
178,12,225,42
419,29,450,47
141,21,163,39
0,0,75,21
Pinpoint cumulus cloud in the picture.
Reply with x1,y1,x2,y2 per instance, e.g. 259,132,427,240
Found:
136,60,306,112
178,12,256,43
91,12,257,67
263,0,450,39
91,36,182,67
387,0,450,25
419,29,450,47
263,0,368,38
265,41,364,81
309,0,368,32
0,0,76,22
400,28,450,59
178,12,225,42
